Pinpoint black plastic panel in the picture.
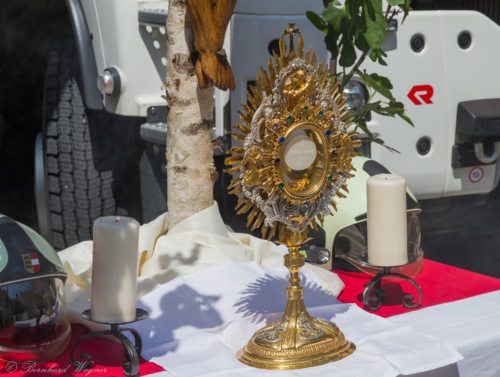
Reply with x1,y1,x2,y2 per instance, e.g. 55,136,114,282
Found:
456,99,500,143
65,0,103,110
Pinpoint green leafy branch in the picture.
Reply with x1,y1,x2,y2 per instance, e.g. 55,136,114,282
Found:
307,0,413,151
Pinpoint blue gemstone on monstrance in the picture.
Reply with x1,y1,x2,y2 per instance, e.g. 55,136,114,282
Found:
318,111,324,118
279,136,286,143
325,129,332,137
286,115,294,123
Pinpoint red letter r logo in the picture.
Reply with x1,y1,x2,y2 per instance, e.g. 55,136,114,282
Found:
408,85,434,105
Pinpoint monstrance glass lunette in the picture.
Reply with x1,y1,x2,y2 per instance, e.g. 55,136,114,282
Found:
226,24,359,370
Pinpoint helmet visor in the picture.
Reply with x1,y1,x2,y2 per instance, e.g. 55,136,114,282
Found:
0,278,70,362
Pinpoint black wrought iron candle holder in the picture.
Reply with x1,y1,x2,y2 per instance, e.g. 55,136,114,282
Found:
71,308,148,377
363,266,422,311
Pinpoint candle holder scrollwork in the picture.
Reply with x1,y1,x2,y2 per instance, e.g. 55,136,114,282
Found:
71,308,148,377
363,266,422,311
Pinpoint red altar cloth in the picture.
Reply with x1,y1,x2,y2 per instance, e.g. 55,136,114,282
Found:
0,324,164,377
335,258,500,317
3,258,500,376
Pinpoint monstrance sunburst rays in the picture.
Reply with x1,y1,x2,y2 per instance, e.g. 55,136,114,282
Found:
225,24,360,241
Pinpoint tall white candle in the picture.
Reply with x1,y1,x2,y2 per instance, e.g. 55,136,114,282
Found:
367,174,408,267
91,216,139,323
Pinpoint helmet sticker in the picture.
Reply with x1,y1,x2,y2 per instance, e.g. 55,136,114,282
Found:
22,252,41,273
21,224,64,270
0,216,66,286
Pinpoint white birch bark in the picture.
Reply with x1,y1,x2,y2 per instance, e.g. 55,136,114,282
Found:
165,0,214,228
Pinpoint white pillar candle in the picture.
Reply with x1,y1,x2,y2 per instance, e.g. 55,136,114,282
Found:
91,216,140,323
367,174,408,267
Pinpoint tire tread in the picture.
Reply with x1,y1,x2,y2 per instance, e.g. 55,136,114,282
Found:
43,40,115,249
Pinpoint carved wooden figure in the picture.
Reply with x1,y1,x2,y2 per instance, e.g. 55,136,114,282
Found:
186,0,237,91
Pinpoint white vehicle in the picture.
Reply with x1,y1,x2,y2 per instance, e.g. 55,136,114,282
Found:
34,0,500,248
225,0,500,199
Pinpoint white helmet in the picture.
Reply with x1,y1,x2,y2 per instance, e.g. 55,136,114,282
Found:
0,215,70,363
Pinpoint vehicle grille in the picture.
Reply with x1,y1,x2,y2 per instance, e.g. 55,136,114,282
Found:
412,0,500,24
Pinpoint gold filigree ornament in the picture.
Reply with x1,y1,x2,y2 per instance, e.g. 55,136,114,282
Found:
225,24,359,370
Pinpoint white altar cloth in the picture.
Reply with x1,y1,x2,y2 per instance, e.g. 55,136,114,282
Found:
129,262,461,377
57,202,462,376
58,202,344,326
390,290,500,377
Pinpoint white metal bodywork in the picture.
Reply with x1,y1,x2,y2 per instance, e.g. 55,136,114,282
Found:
80,0,167,117
362,11,500,199
229,14,327,129
227,2,500,199
78,0,500,199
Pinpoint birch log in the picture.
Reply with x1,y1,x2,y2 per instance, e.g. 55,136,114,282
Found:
165,0,214,228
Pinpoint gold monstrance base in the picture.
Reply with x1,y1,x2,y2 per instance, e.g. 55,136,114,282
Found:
237,230,355,370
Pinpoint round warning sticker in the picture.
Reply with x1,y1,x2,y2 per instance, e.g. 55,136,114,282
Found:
468,167,484,183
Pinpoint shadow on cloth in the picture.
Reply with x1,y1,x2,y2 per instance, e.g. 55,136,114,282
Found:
157,243,202,267
139,244,202,296
139,284,223,357
234,273,349,324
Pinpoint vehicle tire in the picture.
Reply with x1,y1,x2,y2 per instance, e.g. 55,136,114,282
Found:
0,114,4,150
35,41,116,249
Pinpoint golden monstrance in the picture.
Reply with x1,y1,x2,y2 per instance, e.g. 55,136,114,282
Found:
226,24,359,370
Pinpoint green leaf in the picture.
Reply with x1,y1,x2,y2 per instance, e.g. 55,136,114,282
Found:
354,120,374,138
372,108,396,117
373,138,401,153
388,0,412,22
306,12,327,33
358,71,394,100
324,3,345,33
398,112,415,126
346,0,363,19
339,42,357,67
357,101,381,118
355,32,370,53
402,0,412,21
389,100,404,108
369,48,387,65
387,0,411,11
354,122,400,153
306,0,414,147
362,0,386,48
379,100,404,114
324,25,340,56
322,1,342,23
387,0,406,5
368,100,414,127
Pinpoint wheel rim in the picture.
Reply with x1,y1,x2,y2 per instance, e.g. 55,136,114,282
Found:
34,132,52,243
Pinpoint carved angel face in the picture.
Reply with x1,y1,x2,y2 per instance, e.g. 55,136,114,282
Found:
281,69,316,105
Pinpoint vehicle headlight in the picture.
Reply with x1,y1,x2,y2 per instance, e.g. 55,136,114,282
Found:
343,79,368,115
301,245,331,265
97,67,121,96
